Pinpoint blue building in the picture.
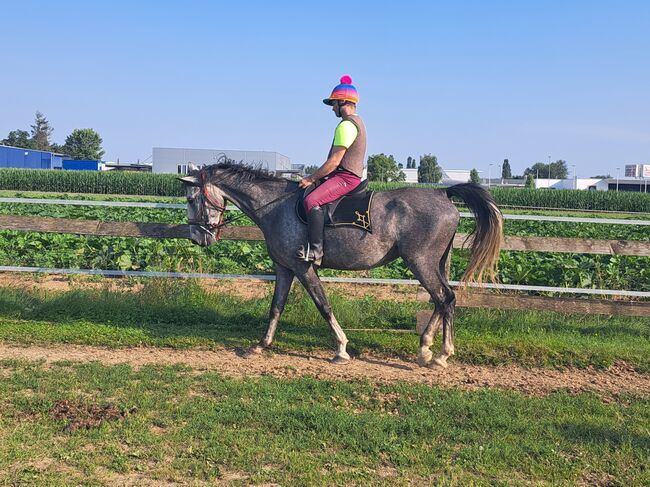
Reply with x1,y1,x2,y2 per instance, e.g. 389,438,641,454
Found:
62,159,102,171
0,144,65,169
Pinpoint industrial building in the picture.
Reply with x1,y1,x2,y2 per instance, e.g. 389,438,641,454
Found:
0,144,103,171
152,147,292,175
0,144,66,169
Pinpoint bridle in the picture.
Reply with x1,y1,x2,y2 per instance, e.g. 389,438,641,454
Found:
187,170,227,240
186,169,301,241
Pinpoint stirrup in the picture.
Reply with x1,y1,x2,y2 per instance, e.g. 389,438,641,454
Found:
296,243,311,262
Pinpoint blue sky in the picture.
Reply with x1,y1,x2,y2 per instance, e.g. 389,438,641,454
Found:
2,0,649,177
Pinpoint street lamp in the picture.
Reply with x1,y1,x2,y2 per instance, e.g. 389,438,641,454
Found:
616,167,620,192
547,155,551,179
488,163,493,188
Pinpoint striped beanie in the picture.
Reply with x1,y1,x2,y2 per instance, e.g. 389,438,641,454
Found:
323,75,359,105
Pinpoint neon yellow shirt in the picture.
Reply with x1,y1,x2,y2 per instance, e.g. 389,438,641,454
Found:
333,120,358,148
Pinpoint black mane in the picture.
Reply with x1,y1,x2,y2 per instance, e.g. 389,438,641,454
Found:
196,159,286,184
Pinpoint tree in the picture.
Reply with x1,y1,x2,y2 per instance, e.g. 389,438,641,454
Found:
524,160,568,179
367,153,402,182
469,168,481,184
1,129,34,149
406,156,416,169
394,170,406,182
591,174,611,179
501,159,512,179
417,154,442,183
30,111,54,151
525,173,535,189
304,165,319,175
63,128,105,160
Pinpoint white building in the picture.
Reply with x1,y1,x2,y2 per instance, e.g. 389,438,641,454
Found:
152,147,291,174
533,177,649,192
625,164,650,178
534,178,604,190
400,168,470,184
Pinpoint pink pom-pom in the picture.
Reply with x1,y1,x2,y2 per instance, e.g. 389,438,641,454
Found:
340,75,353,84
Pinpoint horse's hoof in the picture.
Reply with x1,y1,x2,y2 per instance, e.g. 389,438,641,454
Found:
417,350,433,367
430,356,449,369
417,355,432,367
242,346,264,359
331,355,350,365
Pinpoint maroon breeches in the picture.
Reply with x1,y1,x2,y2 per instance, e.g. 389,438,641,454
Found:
303,171,362,213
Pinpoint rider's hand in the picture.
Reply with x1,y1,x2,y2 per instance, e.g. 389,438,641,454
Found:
298,176,314,189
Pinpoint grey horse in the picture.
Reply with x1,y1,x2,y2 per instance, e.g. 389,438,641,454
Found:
179,161,503,368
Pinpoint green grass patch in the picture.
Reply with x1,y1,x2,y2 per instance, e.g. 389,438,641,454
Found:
0,280,648,371
0,360,647,485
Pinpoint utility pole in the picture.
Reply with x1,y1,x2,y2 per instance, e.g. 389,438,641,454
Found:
488,164,493,188
616,167,620,192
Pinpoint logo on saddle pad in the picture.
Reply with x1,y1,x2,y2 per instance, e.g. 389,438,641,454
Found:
296,190,374,233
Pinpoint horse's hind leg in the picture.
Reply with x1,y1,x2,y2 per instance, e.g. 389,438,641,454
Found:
403,251,456,368
295,265,350,364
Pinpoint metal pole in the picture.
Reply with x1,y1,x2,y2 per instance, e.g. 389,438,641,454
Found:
488,164,492,188
572,165,576,189
616,167,620,192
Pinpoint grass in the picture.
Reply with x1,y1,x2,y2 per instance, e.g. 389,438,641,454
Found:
0,279,648,371
0,360,647,485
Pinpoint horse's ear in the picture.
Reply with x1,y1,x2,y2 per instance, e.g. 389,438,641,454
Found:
188,162,199,173
178,175,200,186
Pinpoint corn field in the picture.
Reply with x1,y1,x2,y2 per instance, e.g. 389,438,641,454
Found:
1,168,649,212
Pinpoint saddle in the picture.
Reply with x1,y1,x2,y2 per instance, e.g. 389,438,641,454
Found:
296,178,374,232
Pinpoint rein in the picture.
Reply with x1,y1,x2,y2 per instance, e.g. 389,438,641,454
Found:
190,169,300,240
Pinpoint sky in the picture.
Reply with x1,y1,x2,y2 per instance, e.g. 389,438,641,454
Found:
2,0,649,178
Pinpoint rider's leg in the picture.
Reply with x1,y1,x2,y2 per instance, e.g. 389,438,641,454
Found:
297,172,361,264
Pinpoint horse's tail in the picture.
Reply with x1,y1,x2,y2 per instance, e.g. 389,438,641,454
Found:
446,183,503,284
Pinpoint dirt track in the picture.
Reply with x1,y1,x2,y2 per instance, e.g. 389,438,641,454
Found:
1,343,648,398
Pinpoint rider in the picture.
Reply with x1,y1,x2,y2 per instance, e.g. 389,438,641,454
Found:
296,75,367,265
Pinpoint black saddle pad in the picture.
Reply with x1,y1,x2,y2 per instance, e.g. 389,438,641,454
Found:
296,188,374,233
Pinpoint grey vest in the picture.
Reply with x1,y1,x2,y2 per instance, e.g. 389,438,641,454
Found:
329,114,366,178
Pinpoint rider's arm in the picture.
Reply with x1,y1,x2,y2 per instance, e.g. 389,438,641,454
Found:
306,146,346,182
304,120,358,183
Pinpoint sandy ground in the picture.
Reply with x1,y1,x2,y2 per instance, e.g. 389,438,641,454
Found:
1,343,648,398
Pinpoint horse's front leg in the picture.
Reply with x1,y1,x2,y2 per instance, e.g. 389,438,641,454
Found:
295,265,350,364
244,264,294,357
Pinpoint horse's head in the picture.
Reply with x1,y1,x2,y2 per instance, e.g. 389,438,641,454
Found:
178,164,227,246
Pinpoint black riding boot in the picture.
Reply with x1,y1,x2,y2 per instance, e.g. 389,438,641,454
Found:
296,205,325,266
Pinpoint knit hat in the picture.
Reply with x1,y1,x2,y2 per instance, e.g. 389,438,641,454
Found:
323,75,359,105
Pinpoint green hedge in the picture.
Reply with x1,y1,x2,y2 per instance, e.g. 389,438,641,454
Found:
1,168,649,212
